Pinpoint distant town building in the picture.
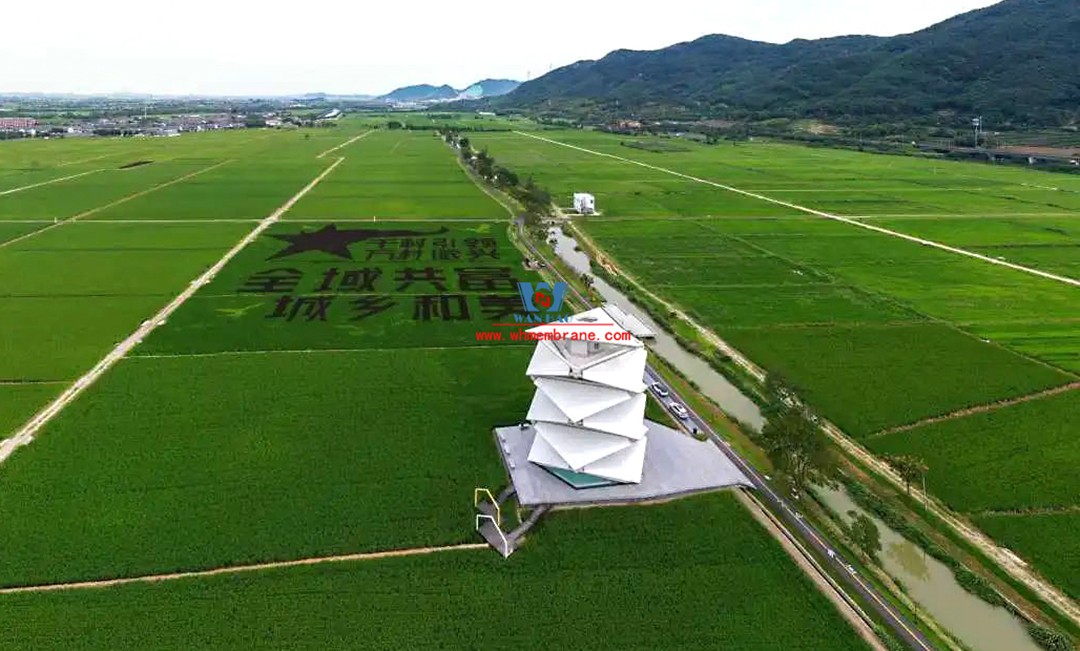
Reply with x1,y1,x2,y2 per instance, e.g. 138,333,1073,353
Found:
573,192,596,215
0,117,36,131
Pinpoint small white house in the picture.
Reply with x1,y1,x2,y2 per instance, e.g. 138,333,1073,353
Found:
573,193,596,215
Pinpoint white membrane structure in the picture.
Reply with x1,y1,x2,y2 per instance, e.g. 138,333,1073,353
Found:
525,307,648,486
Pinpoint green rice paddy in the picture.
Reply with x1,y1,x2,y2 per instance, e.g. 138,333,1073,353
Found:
470,128,1079,597
0,121,870,649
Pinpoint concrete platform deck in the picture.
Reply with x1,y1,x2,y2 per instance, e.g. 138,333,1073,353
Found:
493,421,752,507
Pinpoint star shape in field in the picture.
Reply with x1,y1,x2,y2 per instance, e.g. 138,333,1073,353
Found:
268,224,357,260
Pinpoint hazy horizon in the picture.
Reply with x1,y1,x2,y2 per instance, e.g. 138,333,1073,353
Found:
2,0,1001,97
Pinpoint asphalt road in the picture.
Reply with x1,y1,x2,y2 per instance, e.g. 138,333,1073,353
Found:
518,222,937,651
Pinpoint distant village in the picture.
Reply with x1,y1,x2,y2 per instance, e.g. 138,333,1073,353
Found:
0,107,344,140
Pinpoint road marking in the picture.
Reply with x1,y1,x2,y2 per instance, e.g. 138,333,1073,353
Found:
0,169,104,197
0,543,486,594
316,130,373,159
0,160,235,252
0,157,346,466
514,131,1080,288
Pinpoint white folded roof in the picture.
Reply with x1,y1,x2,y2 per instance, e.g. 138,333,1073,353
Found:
531,422,634,470
582,437,648,484
532,377,633,422
581,346,647,393
525,341,573,378
528,389,647,439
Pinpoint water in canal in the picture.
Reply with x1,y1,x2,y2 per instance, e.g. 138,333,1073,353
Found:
815,486,1040,651
548,225,1041,651
546,227,765,430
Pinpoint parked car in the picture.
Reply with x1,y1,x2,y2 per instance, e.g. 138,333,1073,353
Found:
650,381,669,398
668,402,690,420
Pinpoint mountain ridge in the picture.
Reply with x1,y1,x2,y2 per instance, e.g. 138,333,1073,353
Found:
501,0,1080,126
379,79,521,103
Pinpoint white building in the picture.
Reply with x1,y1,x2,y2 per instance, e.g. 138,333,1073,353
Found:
524,307,648,486
573,192,596,215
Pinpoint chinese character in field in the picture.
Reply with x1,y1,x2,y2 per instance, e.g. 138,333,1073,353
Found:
456,267,517,292
479,294,522,321
412,294,470,322
363,239,397,262
394,267,448,292
238,268,303,294
350,295,396,320
431,237,461,261
314,267,383,292
364,238,426,262
395,238,426,261
465,237,498,261
267,295,334,322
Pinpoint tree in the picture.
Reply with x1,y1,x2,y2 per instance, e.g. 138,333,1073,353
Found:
758,406,834,496
847,511,882,562
494,166,519,188
474,149,495,179
885,455,929,495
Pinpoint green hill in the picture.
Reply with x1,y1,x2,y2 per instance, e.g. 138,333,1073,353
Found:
504,0,1080,126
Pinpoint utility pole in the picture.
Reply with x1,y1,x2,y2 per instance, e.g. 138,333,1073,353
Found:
972,116,983,148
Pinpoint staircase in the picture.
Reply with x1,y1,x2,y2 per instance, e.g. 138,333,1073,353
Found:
474,486,548,558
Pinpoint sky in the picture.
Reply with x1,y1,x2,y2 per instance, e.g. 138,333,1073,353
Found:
2,0,1002,97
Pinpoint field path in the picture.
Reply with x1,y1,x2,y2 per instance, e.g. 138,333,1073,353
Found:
514,131,1080,288
869,381,1080,439
0,157,346,466
0,169,104,196
317,130,373,159
0,160,235,251
0,543,486,595
57,153,122,168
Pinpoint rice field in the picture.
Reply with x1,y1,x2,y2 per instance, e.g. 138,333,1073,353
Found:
0,493,870,651
0,122,872,648
469,128,1079,598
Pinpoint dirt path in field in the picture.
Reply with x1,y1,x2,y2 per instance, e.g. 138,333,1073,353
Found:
316,130,373,159
514,131,1080,288
973,505,1080,518
0,543,487,595
0,160,235,252
129,344,506,360
869,381,1080,439
0,169,104,196
58,152,125,168
0,157,346,467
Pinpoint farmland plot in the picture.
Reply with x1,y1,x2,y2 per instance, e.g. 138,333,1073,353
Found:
0,493,870,651
473,129,1079,599
286,130,506,220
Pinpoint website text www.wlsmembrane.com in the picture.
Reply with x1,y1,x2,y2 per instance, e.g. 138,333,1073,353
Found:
475,329,634,342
